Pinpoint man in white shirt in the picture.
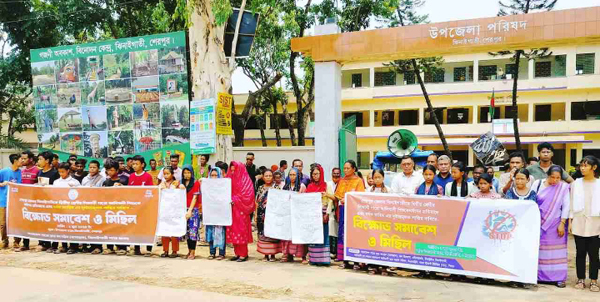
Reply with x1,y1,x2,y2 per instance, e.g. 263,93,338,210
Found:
158,154,183,183
81,160,105,187
391,156,424,195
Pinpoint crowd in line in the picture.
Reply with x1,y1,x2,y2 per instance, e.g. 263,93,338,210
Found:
0,142,599,291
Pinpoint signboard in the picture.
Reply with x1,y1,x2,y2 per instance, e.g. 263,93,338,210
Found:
290,193,323,244
492,119,518,135
190,99,216,154
470,132,509,166
155,189,187,237
344,192,540,284
202,178,233,226
7,184,160,245
32,31,190,158
428,19,528,46
216,92,233,135
264,189,292,240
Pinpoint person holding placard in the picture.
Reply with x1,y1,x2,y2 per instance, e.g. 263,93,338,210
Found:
226,161,255,262
206,167,227,260
158,167,186,258
335,160,366,269
280,168,307,264
307,164,333,266
182,165,201,260
255,169,282,262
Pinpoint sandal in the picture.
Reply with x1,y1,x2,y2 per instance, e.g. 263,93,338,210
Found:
590,281,599,292
262,256,269,262
216,256,225,261
269,256,276,262
208,255,216,260
301,259,309,265
556,281,566,288
116,249,127,256
91,248,102,255
169,253,178,258
103,249,115,255
353,264,361,271
160,252,169,258
280,257,289,263
145,252,153,257
575,279,586,290
368,267,377,275
187,254,195,260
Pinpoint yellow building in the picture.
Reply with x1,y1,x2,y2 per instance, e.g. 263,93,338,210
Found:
239,7,600,175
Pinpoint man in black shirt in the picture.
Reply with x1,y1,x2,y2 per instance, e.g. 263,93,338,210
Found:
102,159,128,255
72,158,88,183
245,152,258,191
36,151,59,251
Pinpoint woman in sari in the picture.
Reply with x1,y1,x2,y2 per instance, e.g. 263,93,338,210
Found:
226,161,255,262
280,168,307,263
205,167,227,260
335,159,366,269
307,164,334,266
182,165,201,260
256,169,282,262
531,165,570,288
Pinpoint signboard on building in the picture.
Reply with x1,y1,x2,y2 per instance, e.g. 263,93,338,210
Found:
470,132,509,166
428,19,528,46
492,119,519,135
31,31,190,159
190,99,216,154
216,92,233,135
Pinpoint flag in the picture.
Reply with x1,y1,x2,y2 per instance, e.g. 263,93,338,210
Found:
489,89,495,122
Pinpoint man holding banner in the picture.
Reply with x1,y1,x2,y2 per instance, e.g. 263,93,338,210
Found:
0,154,22,249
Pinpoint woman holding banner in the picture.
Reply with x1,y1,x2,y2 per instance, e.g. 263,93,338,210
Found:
335,160,366,269
206,167,227,260
255,169,282,262
226,161,255,262
306,164,333,266
182,165,201,260
280,168,307,263
531,165,570,288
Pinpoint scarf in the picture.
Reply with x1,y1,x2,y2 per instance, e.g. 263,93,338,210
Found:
572,178,600,217
451,178,468,197
416,181,439,195
284,168,302,192
306,165,327,193
182,165,195,193
227,161,255,214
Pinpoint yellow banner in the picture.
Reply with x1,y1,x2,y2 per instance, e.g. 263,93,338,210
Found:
216,92,233,135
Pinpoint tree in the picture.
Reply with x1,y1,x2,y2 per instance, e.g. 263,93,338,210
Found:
490,0,557,154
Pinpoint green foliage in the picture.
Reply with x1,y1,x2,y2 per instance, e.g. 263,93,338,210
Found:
499,0,557,16
212,0,234,26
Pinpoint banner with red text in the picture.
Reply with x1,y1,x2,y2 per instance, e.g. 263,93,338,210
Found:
344,193,541,284
7,184,160,245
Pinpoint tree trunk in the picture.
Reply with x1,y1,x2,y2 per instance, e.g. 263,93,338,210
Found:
255,106,267,147
412,59,453,161
296,106,306,146
188,0,234,163
281,102,297,146
511,51,523,154
271,99,282,146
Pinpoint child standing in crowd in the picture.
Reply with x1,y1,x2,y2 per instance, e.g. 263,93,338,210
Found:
182,165,201,260
159,166,185,258
115,156,130,178
366,173,374,187
72,158,88,183
36,151,59,251
367,169,391,193
206,166,228,260
281,168,307,263
416,165,443,196
226,161,255,262
505,168,537,201
256,169,281,262
445,162,474,198
570,156,600,292
129,155,155,256
81,160,106,254
147,159,160,185
54,162,80,254
0,154,22,249
102,159,129,255
470,173,502,199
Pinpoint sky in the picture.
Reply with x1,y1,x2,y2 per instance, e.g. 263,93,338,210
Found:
232,0,600,94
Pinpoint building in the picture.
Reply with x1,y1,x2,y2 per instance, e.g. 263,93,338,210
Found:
256,6,600,176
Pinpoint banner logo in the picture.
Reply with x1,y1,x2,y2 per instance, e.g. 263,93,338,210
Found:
482,210,517,241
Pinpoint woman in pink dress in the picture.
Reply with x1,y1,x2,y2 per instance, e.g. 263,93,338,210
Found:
226,161,256,262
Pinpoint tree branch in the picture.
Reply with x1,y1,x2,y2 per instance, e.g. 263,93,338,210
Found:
229,0,247,72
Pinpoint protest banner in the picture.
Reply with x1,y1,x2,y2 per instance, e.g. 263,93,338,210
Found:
264,189,292,240
202,178,232,226
470,132,509,166
7,184,160,245
155,189,187,237
344,192,541,284
290,193,323,244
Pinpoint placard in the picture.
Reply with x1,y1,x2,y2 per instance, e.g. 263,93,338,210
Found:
216,92,233,135
264,189,292,240
470,131,509,166
190,99,216,154
155,189,187,237
290,193,323,244
201,178,232,226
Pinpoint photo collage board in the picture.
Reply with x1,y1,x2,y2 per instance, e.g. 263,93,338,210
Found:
31,31,190,161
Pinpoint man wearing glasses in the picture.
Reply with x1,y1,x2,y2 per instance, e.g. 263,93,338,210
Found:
391,155,424,194
245,152,258,189
527,143,573,183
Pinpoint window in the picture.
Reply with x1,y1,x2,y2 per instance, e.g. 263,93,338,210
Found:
479,106,500,123
571,101,600,120
505,105,519,119
425,108,444,125
269,114,290,129
505,63,517,78
399,110,419,125
245,115,265,130
374,71,396,86
344,112,363,127
479,65,497,81
576,53,595,75
453,67,466,82
351,73,362,88
535,61,552,78
447,108,469,124
468,66,474,81
357,152,371,170
381,111,395,126
404,71,416,85
425,68,445,83
554,55,567,77
535,104,551,122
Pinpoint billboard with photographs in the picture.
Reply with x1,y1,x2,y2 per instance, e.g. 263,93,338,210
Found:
31,31,190,166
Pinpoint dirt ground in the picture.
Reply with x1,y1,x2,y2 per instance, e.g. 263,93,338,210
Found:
0,235,598,302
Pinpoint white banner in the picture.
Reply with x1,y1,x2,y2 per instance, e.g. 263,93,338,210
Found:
290,193,324,244
155,189,187,237
201,178,232,226
264,189,292,240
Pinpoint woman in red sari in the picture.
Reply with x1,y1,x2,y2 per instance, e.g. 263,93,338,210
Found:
226,161,255,262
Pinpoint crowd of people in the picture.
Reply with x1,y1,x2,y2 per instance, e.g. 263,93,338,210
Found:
0,142,599,291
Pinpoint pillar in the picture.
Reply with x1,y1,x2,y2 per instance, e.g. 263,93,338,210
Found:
315,61,342,180
473,105,478,124
419,107,425,126
369,110,375,128
576,143,583,163
532,143,539,158
566,100,572,121
528,103,534,123
566,143,574,169
473,60,479,83
468,147,475,167
369,67,375,88
566,50,576,76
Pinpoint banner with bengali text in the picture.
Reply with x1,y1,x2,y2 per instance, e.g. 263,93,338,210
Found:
344,192,541,284
7,184,160,245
